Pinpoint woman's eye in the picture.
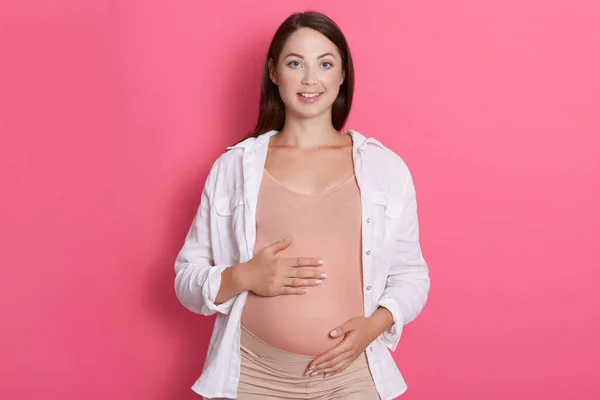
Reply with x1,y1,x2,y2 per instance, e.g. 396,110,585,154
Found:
321,62,333,68
289,61,301,68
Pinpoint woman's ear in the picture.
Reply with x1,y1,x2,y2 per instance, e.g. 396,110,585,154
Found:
340,69,345,85
268,58,278,85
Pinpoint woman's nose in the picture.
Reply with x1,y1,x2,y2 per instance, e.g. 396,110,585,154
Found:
301,67,317,85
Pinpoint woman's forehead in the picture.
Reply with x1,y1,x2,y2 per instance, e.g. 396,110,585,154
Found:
281,28,340,58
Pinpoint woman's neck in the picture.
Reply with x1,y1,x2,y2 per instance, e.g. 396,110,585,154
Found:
275,113,343,149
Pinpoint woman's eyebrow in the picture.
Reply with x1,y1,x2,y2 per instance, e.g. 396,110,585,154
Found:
283,52,337,59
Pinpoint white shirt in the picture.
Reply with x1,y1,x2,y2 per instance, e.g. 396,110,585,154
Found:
174,129,430,400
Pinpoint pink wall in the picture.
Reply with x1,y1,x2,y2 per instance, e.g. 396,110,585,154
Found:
1,1,599,399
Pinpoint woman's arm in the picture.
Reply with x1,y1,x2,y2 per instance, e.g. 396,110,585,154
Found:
367,307,395,339
174,157,240,316
174,156,327,314
377,166,430,351
213,263,247,305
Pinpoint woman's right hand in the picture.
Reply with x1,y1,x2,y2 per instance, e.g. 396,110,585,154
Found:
240,237,327,297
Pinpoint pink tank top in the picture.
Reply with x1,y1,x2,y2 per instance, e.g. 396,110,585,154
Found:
240,168,365,356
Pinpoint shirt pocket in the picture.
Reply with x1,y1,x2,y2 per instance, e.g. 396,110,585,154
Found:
368,190,403,249
212,189,246,263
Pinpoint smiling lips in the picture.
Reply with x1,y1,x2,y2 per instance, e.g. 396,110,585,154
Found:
299,92,322,98
297,92,323,103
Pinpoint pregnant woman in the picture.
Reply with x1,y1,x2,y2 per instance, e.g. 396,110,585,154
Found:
174,10,430,400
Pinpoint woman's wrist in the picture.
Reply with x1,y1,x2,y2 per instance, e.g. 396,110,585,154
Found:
367,307,395,341
231,261,253,293
215,262,250,305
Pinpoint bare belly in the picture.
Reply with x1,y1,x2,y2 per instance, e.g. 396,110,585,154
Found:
241,265,364,356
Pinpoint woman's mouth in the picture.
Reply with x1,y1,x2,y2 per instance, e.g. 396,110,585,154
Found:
297,92,323,103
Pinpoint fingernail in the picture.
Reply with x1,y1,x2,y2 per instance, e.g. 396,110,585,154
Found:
320,273,327,279
301,288,308,293
316,259,324,265
330,330,337,337
284,236,291,241
315,280,322,284
310,371,319,376
324,373,331,377
305,370,313,376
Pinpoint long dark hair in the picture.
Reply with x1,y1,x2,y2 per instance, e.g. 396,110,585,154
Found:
243,11,355,141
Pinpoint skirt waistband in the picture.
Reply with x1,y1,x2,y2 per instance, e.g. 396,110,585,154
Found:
240,324,314,362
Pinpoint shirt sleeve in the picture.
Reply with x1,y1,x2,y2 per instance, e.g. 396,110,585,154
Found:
377,165,430,352
173,157,237,316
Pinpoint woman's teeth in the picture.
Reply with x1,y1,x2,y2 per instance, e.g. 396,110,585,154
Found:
299,93,322,98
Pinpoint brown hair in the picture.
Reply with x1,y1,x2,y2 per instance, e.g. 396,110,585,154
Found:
243,11,355,141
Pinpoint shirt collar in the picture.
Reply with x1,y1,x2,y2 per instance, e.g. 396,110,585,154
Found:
226,129,384,153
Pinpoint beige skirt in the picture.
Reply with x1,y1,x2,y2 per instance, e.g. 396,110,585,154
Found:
230,324,380,400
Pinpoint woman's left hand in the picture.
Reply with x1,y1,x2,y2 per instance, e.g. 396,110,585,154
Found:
305,316,377,377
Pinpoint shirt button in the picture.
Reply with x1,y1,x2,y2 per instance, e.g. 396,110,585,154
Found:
366,217,371,223
369,346,374,352
366,286,371,290
366,250,371,255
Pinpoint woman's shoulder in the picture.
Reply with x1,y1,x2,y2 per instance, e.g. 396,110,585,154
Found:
208,150,243,180
350,130,411,172
211,135,255,167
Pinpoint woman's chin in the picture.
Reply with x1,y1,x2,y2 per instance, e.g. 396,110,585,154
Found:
285,105,333,121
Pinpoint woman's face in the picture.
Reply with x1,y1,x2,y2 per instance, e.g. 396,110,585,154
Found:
269,27,345,122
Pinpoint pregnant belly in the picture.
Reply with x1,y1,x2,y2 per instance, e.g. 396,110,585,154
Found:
240,280,364,356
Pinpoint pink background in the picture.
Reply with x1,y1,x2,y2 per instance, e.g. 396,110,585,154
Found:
1,1,599,399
